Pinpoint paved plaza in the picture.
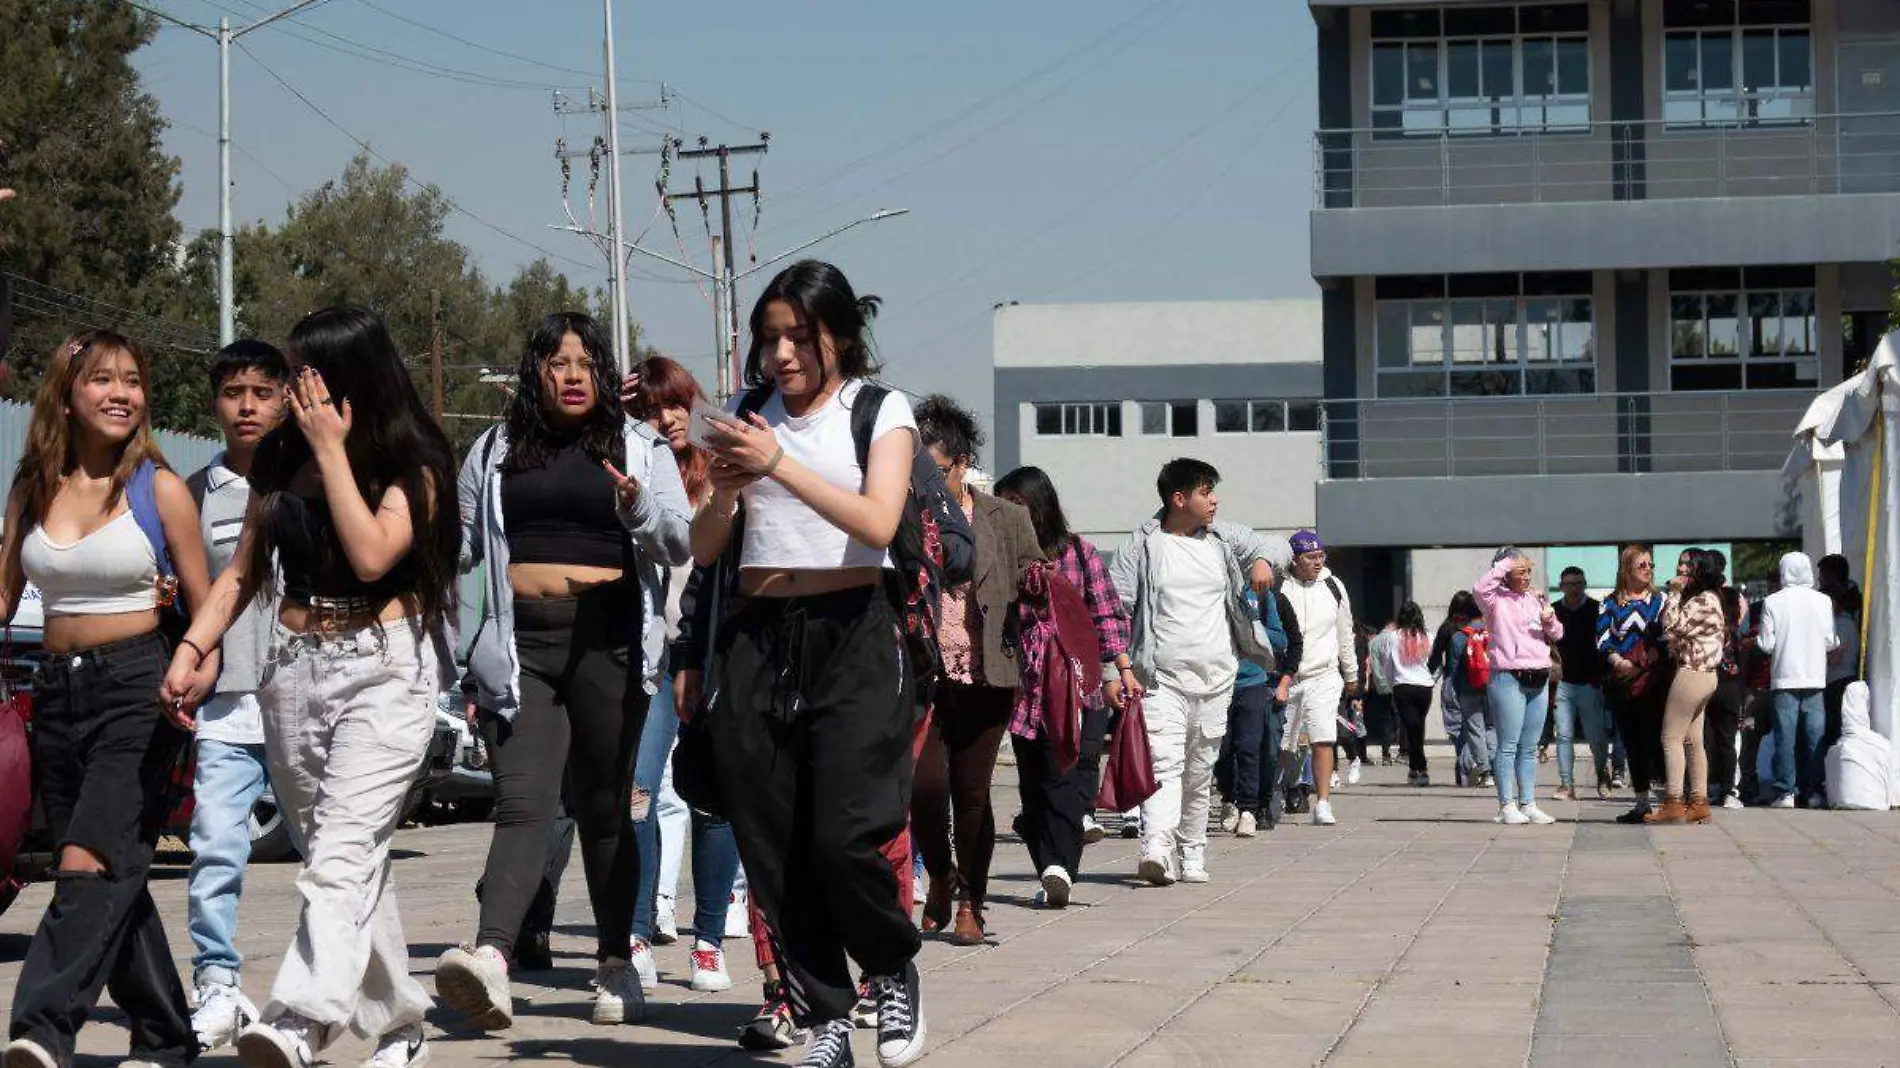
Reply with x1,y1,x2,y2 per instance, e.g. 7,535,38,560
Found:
6,756,1900,1067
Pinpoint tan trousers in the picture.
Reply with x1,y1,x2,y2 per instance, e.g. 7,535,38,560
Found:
1662,667,1718,799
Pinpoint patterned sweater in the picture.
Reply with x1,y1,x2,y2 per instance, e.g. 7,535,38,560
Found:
1662,589,1726,672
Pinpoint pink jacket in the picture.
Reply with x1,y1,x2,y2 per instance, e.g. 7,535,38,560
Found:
1474,558,1563,670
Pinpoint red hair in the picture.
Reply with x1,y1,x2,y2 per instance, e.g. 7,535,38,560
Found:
627,355,710,503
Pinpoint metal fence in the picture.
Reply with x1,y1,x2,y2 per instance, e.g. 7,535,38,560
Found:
0,400,221,481
1320,389,1811,481
1313,112,1900,208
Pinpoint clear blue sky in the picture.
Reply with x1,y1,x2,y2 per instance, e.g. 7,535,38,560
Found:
136,0,1318,433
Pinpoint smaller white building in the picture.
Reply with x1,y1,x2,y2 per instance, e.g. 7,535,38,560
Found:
991,299,1325,551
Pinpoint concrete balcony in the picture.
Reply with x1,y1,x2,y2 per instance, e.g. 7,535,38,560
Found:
1310,113,1900,276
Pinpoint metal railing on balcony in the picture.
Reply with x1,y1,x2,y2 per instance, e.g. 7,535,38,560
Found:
1312,112,1900,209
1319,389,1812,481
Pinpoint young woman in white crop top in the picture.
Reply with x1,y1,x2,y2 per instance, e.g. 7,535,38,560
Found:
1,330,212,1068
685,260,926,1068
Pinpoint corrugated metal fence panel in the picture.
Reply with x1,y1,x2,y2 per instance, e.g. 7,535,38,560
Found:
0,400,221,482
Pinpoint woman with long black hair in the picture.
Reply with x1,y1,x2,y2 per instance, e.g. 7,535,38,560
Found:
686,260,925,1068
1653,549,1729,824
435,314,692,1030
3,331,212,1068
161,306,460,1068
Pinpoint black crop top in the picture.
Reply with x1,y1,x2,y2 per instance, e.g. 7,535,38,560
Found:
501,436,625,569
274,492,418,605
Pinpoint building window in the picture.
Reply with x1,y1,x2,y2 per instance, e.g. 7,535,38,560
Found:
1213,400,1323,434
1374,273,1597,397
1034,402,1122,437
1371,4,1590,138
1139,401,1198,438
1663,0,1812,126
1669,266,1818,391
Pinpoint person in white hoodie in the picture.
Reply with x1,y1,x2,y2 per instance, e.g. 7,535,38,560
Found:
1755,552,1839,808
1278,529,1358,826
1825,682,1892,811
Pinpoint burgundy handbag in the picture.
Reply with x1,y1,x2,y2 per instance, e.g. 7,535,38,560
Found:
1095,692,1158,812
0,629,33,918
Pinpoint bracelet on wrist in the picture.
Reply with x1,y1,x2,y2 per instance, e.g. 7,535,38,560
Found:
180,638,213,666
758,445,785,478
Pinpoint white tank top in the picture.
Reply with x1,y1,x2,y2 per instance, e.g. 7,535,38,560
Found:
20,509,160,616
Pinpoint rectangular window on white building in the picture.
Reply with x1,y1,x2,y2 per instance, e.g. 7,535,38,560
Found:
1374,273,1597,397
1213,400,1324,434
1371,3,1590,138
1033,402,1122,438
1669,266,1818,391
1663,0,1811,126
1138,401,1198,438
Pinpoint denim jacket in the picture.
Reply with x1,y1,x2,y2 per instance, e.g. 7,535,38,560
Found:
457,421,693,718
1108,516,1288,686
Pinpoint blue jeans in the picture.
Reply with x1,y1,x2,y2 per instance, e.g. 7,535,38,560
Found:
1488,674,1550,807
631,674,742,943
1771,688,1826,800
187,736,271,985
1554,682,1609,787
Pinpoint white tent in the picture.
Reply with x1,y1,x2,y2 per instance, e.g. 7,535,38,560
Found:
1783,334,1900,804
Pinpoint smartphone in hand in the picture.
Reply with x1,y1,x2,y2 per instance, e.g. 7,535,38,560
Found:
687,399,743,451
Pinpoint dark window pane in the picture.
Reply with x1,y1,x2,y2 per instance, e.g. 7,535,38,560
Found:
1523,38,1555,97
1665,34,1701,92
1450,369,1522,396
1482,40,1516,99
1376,275,1446,300
1407,44,1440,102
1747,0,1811,23
1214,401,1248,434
1448,273,1521,298
1251,402,1286,433
1377,303,1413,369
1703,33,1735,91
1447,41,1480,100
1373,44,1407,107
1743,264,1815,289
1286,402,1321,432
1103,404,1122,437
1778,31,1810,89
1378,372,1447,398
1556,39,1590,95
1035,404,1061,435
1445,8,1514,36
1672,267,1743,290
1140,401,1167,435
1372,108,1405,134
1170,402,1197,438
1061,406,1080,435
1673,364,1745,391
1525,367,1596,394
1664,0,1736,29
1370,9,1441,39
1522,3,1590,35
1672,296,1706,358
1742,29,1777,90
1524,271,1591,295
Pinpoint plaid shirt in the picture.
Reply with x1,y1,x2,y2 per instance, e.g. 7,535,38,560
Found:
1011,536,1130,738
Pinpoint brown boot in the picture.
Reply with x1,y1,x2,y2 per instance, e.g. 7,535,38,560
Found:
1687,794,1712,824
947,901,986,947
1642,794,1687,825
920,876,952,934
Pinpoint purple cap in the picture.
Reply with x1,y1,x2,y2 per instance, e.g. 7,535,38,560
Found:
1290,529,1324,556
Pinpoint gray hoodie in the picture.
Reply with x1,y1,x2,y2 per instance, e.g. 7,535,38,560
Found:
1757,552,1840,692
1109,516,1284,686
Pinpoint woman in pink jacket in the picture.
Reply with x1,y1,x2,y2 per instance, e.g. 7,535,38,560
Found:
1475,548,1564,826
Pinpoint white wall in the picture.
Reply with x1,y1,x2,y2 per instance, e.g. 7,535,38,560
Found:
995,300,1322,369
1407,547,1549,632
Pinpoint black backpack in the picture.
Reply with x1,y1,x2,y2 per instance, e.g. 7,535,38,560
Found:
736,381,975,685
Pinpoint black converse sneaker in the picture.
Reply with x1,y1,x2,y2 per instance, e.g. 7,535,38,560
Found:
796,1019,855,1068
868,960,926,1067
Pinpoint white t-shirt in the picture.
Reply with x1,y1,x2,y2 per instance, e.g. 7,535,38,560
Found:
734,379,917,571
1149,531,1236,697
198,691,264,747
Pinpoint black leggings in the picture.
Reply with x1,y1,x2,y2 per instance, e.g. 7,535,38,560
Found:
1392,684,1433,774
1608,681,1667,796
475,583,646,962
1704,673,1746,802
710,585,921,1026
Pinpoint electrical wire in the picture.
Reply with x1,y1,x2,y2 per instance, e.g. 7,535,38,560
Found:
348,0,661,87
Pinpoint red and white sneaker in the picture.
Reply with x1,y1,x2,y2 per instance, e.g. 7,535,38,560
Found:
689,941,732,992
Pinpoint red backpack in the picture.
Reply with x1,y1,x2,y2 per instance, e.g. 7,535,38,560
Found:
1461,626,1492,691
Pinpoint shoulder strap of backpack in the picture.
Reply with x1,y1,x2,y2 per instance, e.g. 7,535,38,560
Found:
850,382,891,472
1325,576,1344,605
126,460,175,579
186,467,209,513
738,383,776,421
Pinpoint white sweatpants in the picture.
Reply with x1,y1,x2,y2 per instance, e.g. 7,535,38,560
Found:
1138,683,1232,867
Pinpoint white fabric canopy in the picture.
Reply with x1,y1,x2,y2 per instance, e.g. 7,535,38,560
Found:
1784,336,1900,805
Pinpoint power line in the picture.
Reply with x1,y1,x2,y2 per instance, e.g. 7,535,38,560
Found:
350,0,642,83
3,273,219,353
236,42,604,276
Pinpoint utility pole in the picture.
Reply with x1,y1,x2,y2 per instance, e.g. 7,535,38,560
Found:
711,235,728,398
669,137,768,395
600,0,630,373
429,289,444,421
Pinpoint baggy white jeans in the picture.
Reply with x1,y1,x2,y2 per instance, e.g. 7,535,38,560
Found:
258,618,447,1049
1138,683,1232,869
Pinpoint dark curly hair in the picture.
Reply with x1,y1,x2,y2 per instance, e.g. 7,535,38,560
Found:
501,312,625,473
913,393,984,465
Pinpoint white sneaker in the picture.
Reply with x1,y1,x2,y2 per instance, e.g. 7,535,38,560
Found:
1771,794,1796,809
1347,759,1363,785
689,941,733,993
1082,813,1106,845
1219,803,1240,834
363,1025,428,1068
627,937,659,992
1039,865,1072,908
1329,772,1341,790
592,958,647,1025
1496,803,1531,826
653,898,679,945
1179,859,1210,884
1136,853,1176,886
1722,794,1746,810
235,1014,316,1068
1808,792,1828,810
434,944,512,1030
1235,810,1258,838
726,889,751,939
1312,800,1336,826
1521,804,1557,825
2,1037,56,1068
193,980,258,1051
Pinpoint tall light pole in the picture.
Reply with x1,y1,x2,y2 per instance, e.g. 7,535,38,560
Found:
128,0,326,346
601,0,631,373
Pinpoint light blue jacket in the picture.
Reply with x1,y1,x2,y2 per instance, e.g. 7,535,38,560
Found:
457,420,693,718
1109,515,1288,686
